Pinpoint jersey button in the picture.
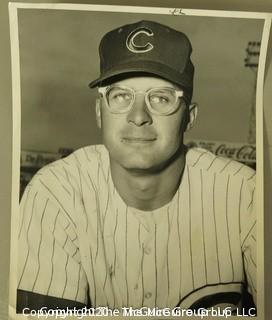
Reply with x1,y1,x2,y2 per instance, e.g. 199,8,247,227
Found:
144,246,151,255
144,292,152,299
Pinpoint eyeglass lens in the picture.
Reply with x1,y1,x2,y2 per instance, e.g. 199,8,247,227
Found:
106,87,178,114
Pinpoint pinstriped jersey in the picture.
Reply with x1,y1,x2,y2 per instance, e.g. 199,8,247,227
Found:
18,145,256,309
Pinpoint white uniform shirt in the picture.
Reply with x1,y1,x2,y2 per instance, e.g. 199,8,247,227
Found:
18,145,256,309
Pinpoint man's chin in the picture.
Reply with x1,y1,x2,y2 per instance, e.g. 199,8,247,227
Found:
122,159,156,172
119,157,173,175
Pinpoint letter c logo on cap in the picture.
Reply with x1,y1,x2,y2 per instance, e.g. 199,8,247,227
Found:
126,27,154,53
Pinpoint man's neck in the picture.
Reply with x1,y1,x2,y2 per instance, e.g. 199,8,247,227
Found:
110,149,187,211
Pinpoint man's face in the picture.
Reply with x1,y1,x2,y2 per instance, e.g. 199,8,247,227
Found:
96,76,195,172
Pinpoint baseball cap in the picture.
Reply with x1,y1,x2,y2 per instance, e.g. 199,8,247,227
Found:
89,20,194,101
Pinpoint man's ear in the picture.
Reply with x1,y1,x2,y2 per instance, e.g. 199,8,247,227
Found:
185,102,198,131
95,98,102,129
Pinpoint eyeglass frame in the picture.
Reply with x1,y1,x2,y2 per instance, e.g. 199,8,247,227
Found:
98,85,184,116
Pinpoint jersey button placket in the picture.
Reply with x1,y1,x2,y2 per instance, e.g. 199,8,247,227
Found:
144,292,152,299
144,246,151,255
142,228,156,307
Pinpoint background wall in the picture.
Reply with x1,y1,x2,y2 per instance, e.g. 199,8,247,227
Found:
1,1,272,319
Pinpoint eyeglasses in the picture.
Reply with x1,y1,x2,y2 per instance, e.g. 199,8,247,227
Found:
98,85,184,115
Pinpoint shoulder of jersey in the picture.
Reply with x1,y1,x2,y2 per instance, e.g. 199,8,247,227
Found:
34,144,108,178
186,147,255,180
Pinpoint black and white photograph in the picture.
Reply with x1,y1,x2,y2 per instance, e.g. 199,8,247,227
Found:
8,3,271,319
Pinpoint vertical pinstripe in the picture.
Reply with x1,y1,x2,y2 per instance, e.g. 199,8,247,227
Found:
46,239,56,296
95,193,100,263
61,254,69,298
166,208,170,302
125,206,129,306
249,251,256,268
86,171,100,261
207,157,217,171
18,191,38,287
238,179,244,234
95,146,108,185
97,162,101,191
247,188,255,209
75,265,82,302
49,169,71,196
225,176,235,281
233,164,244,176
77,167,83,200
241,221,256,248
138,224,141,249
110,208,119,307
46,209,60,295
177,188,182,301
141,246,145,306
102,191,110,234
187,166,194,289
247,172,255,181
83,147,91,162
32,199,49,291
89,244,97,306
212,173,221,282
61,158,70,166
154,224,158,307
18,187,30,239
73,153,81,167
200,170,207,283
192,151,208,167
103,260,108,291
220,159,233,173
113,210,118,275
243,255,256,293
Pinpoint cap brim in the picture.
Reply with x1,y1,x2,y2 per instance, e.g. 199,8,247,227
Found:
88,60,192,90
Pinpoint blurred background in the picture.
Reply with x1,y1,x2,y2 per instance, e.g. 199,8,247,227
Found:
17,9,263,196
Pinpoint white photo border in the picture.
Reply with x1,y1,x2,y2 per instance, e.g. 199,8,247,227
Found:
8,3,272,319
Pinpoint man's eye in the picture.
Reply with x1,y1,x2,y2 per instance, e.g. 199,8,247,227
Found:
150,95,169,104
116,94,130,101
110,91,131,102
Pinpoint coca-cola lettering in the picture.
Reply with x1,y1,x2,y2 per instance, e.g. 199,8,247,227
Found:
215,144,236,158
236,145,256,161
214,144,256,162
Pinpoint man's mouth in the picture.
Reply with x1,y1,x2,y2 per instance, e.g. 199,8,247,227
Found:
121,137,157,144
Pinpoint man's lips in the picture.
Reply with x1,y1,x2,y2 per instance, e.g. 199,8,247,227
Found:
121,136,157,143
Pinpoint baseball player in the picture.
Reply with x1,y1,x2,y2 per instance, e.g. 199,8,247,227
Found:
17,20,256,314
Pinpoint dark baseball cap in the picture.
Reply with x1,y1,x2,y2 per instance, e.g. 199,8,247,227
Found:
89,20,194,100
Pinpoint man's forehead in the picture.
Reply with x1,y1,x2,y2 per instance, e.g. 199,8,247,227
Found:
100,75,182,90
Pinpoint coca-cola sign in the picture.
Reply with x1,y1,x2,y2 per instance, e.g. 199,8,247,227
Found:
185,139,256,163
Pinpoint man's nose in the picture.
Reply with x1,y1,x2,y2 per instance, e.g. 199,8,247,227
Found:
126,95,152,126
